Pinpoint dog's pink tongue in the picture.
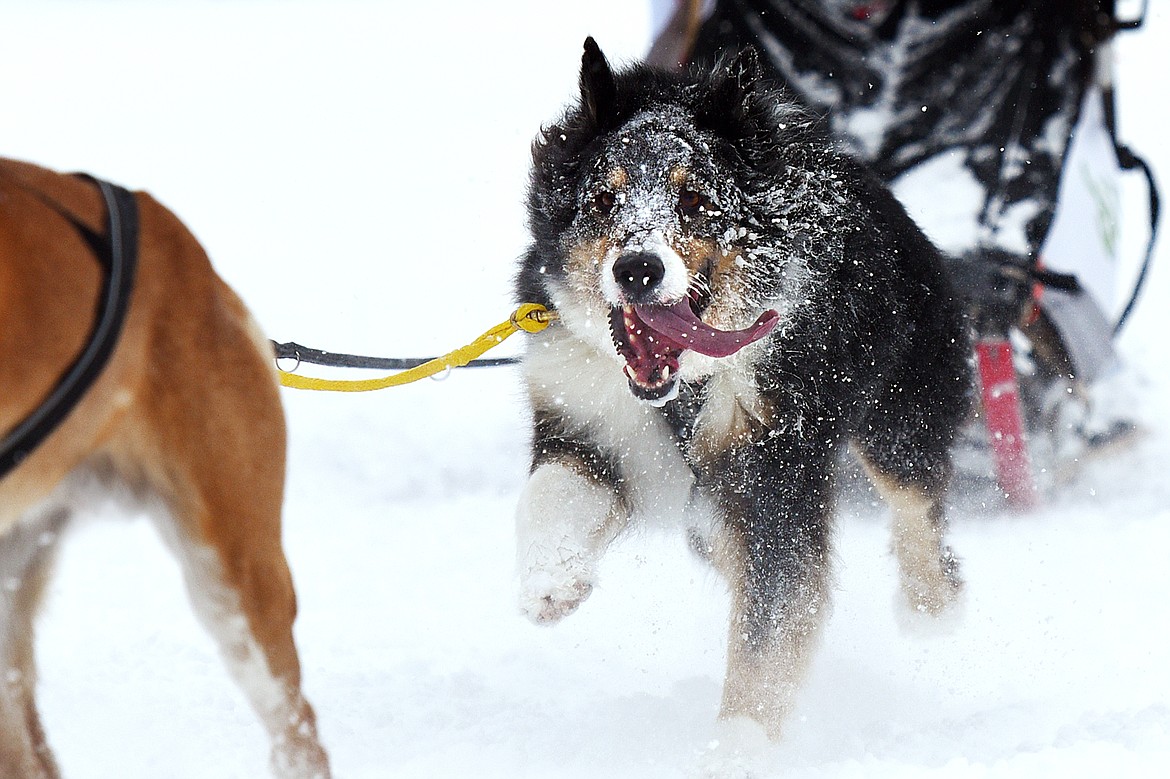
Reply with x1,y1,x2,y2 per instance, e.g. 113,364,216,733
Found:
633,300,779,358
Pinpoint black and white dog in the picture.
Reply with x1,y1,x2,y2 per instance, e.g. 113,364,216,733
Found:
513,39,971,746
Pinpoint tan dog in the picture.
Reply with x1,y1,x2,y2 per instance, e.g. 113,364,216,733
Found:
0,158,329,778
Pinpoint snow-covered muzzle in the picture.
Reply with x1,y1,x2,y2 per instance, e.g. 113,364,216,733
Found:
562,109,786,404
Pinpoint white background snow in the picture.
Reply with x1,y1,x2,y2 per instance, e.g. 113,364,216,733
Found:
2,1,1168,777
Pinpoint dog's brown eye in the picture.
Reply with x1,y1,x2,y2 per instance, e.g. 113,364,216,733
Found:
595,191,617,214
679,188,706,216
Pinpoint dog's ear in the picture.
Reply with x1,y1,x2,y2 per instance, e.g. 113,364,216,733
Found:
712,45,763,107
725,45,762,91
729,45,762,88
580,37,617,127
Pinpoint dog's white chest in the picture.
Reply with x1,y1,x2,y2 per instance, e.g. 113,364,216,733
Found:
523,328,694,520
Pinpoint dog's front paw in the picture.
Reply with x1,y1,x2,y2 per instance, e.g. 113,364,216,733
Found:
519,565,594,624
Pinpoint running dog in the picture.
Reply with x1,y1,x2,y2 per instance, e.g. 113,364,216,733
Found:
514,40,972,746
0,158,329,778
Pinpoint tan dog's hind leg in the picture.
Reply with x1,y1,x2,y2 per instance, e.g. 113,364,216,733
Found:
114,192,329,777
0,508,68,779
125,322,329,779
152,497,327,779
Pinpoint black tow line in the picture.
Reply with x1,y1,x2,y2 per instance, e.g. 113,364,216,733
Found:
0,175,140,480
270,341,519,371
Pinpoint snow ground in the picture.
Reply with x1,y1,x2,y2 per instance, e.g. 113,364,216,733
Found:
2,1,1168,777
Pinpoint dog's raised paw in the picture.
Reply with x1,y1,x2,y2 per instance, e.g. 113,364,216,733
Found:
519,567,594,624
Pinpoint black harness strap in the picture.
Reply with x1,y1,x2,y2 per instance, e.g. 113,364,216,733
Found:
0,175,140,480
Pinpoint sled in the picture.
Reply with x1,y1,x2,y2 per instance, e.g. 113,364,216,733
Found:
650,0,1160,507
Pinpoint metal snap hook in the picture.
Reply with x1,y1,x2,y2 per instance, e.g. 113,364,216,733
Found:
275,350,302,374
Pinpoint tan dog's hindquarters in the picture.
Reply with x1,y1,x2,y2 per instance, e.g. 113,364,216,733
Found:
0,158,329,778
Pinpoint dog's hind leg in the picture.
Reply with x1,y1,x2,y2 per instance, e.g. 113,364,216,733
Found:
149,491,328,779
136,408,329,779
852,316,969,622
118,292,329,776
0,507,69,779
102,190,331,778
856,442,964,620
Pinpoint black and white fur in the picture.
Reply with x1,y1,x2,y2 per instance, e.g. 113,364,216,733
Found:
513,39,972,745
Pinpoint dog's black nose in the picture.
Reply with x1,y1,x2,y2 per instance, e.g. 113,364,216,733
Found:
612,252,665,300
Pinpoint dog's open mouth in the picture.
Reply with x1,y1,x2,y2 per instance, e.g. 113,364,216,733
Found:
609,298,779,404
